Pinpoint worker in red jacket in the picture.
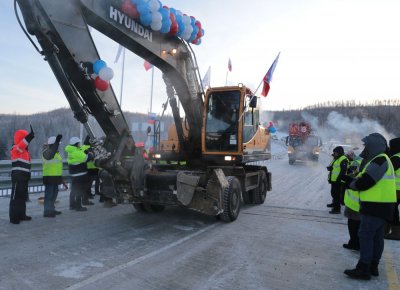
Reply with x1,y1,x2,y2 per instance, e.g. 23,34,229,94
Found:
9,126,35,224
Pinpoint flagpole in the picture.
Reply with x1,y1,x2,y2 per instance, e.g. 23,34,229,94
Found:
119,48,126,108
150,66,154,113
225,71,228,86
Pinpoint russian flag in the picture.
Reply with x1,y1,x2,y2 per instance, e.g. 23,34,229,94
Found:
144,60,153,71
261,52,280,97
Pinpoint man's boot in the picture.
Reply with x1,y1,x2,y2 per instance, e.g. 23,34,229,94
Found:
385,225,400,240
344,262,371,280
370,261,379,277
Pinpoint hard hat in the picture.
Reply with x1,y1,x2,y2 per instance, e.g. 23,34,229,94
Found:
69,137,81,145
47,136,56,145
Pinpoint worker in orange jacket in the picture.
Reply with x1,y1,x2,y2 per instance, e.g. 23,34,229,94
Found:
9,126,35,224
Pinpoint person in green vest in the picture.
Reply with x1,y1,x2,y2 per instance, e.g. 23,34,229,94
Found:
343,133,396,280
80,136,95,206
65,137,93,211
42,134,63,217
385,137,400,240
326,146,348,214
342,150,363,251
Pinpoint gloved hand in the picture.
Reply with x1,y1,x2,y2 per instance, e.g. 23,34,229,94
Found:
56,134,62,143
25,125,35,142
87,152,94,161
84,148,93,154
326,165,333,171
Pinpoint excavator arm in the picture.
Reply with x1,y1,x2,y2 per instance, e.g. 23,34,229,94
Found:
15,0,204,175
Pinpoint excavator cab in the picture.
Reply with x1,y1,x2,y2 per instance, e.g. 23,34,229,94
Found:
202,85,271,165
204,89,240,152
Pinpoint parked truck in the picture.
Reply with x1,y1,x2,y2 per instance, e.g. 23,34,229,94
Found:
285,122,321,165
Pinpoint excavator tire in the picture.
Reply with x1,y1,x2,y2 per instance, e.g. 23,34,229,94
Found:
242,191,253,204
219,176,241,222
253,170,268,204
150,204,166,212
133,203,146,212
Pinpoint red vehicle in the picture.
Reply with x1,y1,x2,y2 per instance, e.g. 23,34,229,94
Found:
285,122,321,165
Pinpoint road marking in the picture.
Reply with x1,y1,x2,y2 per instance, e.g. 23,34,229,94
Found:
384,246,400,290
65,223,218,290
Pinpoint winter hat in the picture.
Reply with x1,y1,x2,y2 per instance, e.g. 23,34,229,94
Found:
69,137,81,145
333,146,344,155
47,136,56,145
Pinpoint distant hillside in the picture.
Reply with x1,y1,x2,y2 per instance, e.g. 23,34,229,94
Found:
1,101,399,159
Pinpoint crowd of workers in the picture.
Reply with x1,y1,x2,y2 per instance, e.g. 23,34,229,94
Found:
326,133,400,281
9,127,116,224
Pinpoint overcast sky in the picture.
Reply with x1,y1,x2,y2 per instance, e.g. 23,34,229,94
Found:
1,0,399,116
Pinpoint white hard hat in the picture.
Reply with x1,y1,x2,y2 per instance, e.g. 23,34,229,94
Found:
69,137,81,145
47,136,56,145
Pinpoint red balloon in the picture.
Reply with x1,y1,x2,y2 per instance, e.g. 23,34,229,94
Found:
168,21,178,36
191,38,199,45
163,5,169,9
94,76,109,91
121,0,139,19
169,12,176,22
195,21,202,29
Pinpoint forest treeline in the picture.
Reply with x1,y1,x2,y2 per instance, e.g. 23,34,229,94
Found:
0,100,399,159
262,100,400,138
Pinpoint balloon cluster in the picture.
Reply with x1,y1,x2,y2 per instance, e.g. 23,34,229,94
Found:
121,0,205,45
92,60,114,91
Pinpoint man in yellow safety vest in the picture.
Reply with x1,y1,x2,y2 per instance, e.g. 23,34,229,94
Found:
42,134,63,217
343,133,396,280
327,146,348,214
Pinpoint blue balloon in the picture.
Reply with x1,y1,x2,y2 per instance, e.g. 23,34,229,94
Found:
196,38,202,45
269,127,277,133
140,12,152,26
160,19,171,33
170,7,176,15
137,3,150,15
93,60,106,75
189,25,198,41
159,7,169,21
201,28,205,36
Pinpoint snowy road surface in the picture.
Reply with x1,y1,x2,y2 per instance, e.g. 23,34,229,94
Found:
0,140,399,290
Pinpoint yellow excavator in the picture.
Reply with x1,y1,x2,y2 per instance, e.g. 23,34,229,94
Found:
15,0,272,221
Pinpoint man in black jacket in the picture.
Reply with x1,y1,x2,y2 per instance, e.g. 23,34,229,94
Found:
327,146,348,214
343,133,396,280
385,137,400,240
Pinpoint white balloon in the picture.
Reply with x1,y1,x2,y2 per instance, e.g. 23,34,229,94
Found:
151,11,162,23
148,0,160,12
184,25,193,36
151,19,162,31
183,15,191,24
99,67,114,81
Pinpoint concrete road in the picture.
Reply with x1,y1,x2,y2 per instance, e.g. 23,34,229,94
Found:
0,148,399,290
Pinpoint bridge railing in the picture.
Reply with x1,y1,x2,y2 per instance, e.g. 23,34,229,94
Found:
0,160,70,197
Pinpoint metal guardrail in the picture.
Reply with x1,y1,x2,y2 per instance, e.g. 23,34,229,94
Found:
0,152,286,197
0,160,70,197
